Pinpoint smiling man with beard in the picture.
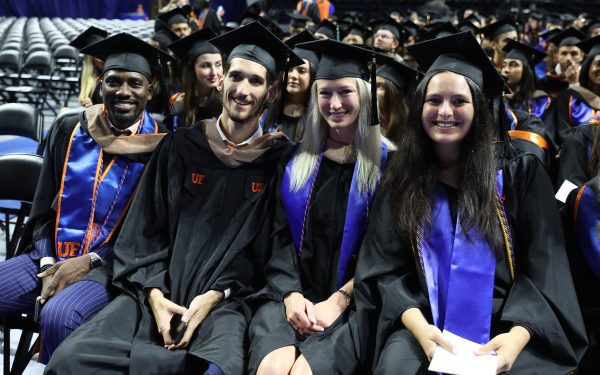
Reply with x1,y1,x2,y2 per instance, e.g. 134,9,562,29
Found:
45,22,303,375
0,33,171,364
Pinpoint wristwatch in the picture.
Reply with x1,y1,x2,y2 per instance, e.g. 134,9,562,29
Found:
89,252,103,269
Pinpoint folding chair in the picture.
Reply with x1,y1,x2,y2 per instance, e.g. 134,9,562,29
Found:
0,153,44,375
0,103,44,155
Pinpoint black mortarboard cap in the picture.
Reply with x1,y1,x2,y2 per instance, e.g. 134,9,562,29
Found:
80,32,175,80
480,18,517,40
401,21,422,39
158,7,188,26
369,17,402,40
69,26,109,50
288,13,310,28
502,39,547,68
423,22,459,41
297,39,393,125
315,20,337,40
345,22,371,40
377,60,421,92
209,21,303,76
540,28,562,43
458,20,480,36
529,12,545,21
169,28,220,64
547,27,587,48
285,30,319,72
239,10,284,39
583,19,600,36
466,13,485,25
408,31,506,97
577,35,600,58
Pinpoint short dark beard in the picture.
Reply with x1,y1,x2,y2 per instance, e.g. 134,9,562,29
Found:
107,109,142,130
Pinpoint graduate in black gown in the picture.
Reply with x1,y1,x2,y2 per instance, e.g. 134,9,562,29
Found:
564,171,600,374
557,36,600,189
247,41,392,375
45,22,303,375
353,32,587,375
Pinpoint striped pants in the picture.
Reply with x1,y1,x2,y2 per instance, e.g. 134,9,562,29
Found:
0,253,110,363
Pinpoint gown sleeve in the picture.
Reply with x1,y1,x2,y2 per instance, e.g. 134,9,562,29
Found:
500,154,588,365
556,127,591,189
353,194,429,373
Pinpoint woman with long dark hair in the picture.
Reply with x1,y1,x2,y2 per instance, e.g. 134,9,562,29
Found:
168,28,223,128
247,41,391,375
261,30,319,142
353,32,587,374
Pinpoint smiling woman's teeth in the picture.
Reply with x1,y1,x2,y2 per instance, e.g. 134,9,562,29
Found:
434,121,457,128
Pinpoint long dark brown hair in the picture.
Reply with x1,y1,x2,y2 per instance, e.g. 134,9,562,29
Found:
383,70,503,248
180,62,223,125
506,63,537,110
379,77,409,141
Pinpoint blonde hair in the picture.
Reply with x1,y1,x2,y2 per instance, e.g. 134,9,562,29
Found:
78,56,99,102
289,77,384,194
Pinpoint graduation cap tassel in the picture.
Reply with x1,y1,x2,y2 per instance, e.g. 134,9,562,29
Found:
156,52,172,130
336,24,340,41
370,50,379,127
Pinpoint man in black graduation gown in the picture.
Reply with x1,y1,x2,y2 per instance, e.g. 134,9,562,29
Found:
0,33,170,362
45,22,303,375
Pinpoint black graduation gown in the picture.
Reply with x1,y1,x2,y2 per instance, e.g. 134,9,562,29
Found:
563,176,600,375
276,114,305,143
16,111,157,286
353,153,587,374
556,124,595,189
506,108,557,173
247,150,371,374
554,86,600,148
44,120,291,375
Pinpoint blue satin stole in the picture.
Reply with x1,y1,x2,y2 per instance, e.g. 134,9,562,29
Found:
421,171,504,345
281,142,387,288
54,110,156,261
574,184,600,280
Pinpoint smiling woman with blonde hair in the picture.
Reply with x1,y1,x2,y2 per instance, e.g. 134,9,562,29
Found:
247,41,392,375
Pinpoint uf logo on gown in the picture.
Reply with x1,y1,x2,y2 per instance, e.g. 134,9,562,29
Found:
192,173,206,185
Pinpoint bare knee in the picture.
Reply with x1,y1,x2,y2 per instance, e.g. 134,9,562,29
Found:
257,346,297,375
290,355,313,375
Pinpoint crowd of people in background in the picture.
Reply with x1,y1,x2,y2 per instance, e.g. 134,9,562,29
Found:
2,0,600,374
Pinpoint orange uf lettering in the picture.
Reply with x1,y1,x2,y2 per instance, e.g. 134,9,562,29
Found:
192,173,205,185
251,182,264,193
56,242,68,257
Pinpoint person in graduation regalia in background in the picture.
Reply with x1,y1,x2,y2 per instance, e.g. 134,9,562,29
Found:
69,26,109,108
0,33,171,363
261,30,320,143
353,31,587,374
166,28,223,129
563,129,600,374
247,41,392,375
45,22,302,375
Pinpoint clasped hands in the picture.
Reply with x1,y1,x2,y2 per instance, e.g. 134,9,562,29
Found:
283,291,348,338
148,288,221,350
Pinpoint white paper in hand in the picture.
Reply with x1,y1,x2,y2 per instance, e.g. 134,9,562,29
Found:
555,180,578,203
428,330,497,375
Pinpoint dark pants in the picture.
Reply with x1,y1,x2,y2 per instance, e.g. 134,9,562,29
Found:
0,253,110,362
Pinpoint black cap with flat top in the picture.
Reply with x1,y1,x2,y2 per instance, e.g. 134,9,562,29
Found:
157,7,188,26
314,19,337,39
169,28,220,64
377,59,421,92
369,17,402,40
577,35,600,58
408,31,506,97
69,26,109,50
284,30,320,72
547,27,587,48
80,32,175,80
480,18,517,40
502,39,547,68
209,21,304,77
